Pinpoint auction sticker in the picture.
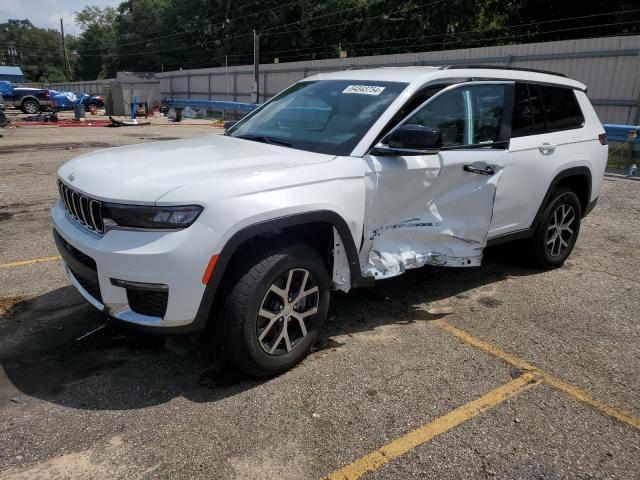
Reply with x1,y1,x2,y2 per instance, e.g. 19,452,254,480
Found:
342,85,386,95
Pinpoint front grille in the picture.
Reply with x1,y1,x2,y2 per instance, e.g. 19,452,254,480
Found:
69,267,103,302
54,229,97,271
58,180,103,234
127,289,168,318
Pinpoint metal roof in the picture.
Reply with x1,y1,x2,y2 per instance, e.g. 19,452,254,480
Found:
0,66,24,76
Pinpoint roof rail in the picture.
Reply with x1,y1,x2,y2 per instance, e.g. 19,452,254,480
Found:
441,65,567,78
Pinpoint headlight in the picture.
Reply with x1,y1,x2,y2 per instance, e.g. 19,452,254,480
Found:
103,204,203,230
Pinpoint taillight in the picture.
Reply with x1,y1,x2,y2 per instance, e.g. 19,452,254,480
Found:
598,133,607,145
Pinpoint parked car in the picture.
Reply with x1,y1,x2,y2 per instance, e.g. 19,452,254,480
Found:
74,92,105,111
0,81,52,113
52,66,607,376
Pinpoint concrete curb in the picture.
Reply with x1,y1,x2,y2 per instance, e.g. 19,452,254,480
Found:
604,172,640,182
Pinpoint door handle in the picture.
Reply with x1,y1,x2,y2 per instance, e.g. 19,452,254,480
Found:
463,164,495,176
539,142,557,154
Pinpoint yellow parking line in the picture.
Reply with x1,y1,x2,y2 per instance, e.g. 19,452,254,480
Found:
0,256,61,269
433,319,640,430
323,373,539,480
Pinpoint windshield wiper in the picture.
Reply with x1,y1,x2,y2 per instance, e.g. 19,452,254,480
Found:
235,134,292,147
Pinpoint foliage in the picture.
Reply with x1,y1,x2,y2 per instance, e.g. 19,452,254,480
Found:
1,0,639,81
0,19,75,82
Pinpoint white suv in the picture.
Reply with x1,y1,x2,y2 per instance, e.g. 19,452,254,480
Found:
52,66,607,376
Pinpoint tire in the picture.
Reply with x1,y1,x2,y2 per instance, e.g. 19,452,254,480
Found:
21,99,40,114
531,186,582,269
85,102,98,112
219,244,330,377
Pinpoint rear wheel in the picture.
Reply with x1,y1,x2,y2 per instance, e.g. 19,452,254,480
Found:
21,99,39,114
219,244,330,377
531,187,581,269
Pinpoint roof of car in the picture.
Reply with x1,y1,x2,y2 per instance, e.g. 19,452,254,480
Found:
307,66,586,90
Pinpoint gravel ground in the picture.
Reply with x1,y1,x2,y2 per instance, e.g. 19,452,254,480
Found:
0,116,639,479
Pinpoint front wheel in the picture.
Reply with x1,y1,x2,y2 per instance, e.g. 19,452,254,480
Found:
531,187,582,269
219,244,331,377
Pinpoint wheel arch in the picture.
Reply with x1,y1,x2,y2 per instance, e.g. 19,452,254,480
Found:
531,166,592,228
20,96,40,106
191,210,373,331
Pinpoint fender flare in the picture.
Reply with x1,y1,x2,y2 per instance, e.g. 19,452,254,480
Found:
188,210,374,333
530,166,592,228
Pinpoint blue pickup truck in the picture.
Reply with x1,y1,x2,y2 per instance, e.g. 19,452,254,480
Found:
0,81,52,114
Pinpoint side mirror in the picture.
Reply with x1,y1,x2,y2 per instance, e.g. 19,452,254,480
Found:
373,124,442,156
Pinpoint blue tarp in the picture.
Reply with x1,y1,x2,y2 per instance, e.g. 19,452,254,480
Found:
603,124,640,143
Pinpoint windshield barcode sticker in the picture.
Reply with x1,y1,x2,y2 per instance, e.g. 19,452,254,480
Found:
342,85,386,95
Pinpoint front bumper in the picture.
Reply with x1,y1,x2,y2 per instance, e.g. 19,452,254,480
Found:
52,201,222,332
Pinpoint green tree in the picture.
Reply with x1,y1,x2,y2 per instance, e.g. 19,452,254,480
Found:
74,6,118,79
0,19,75,82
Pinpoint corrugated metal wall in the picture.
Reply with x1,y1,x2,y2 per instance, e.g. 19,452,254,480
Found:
156,35,640,125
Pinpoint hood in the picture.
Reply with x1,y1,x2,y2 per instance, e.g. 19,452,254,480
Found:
58,134,335,204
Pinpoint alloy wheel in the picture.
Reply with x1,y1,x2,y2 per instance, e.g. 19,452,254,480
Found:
546,203,577,257
257,268,319,355
24,102,38,114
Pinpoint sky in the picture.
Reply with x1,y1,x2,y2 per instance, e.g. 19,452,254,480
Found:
0,0,122,35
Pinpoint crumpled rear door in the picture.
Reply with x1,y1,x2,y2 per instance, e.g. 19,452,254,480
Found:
360,149,506,279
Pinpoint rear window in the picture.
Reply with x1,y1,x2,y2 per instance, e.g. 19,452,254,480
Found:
510,83,584,137
538,85,584,131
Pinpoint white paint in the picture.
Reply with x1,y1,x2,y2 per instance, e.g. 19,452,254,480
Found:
52,68,606,331
361,150,506,279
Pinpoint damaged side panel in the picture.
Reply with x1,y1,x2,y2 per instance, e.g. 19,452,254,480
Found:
332,227,351,292
360,150,506,279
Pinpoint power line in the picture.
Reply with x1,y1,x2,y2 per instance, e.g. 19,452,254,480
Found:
78,0,310,52
261,0,449,38
71,0,444,59
254,8,640,58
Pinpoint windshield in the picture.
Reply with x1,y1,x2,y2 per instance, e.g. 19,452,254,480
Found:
228,80,408,156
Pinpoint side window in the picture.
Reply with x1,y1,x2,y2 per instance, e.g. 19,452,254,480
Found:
375,84,452,143
538,85,584,131
528,84,547,133
511,83,532,137
404,84,507,147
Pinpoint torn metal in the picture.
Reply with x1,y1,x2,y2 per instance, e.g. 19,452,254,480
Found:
332,227,351,292
360,150,505,279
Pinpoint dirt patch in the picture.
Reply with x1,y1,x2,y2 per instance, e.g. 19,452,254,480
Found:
121,133,180,141
0,142,111,155
477,296,504,308
0,296,29,319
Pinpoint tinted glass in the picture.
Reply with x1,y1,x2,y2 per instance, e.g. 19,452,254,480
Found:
511,83,533,137
539,85,584,131
528,84,547,133
228,80,408,156
404,84,507,147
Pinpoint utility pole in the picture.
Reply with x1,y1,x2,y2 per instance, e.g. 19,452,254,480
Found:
60,19,70,81
252,30,260,104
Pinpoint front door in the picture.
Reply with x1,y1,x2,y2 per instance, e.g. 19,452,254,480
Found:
360,82,513,279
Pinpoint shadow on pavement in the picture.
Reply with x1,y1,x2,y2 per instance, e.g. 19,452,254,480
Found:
0,240,541,411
